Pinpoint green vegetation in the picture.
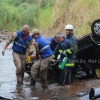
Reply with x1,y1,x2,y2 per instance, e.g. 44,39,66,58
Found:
0,0,55,31
0,0,100,37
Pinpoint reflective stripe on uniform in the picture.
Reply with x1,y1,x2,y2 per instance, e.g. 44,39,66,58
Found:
15,41,26,48
66,49,72,54
59,49,72,54
52,55,55,58
14,32,17,36
59,49,63,53
66,63,74,67
40,45,49,52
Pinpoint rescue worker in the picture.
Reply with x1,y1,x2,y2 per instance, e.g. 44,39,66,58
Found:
47,37,58,51
46,37,58,79
2,25,33,88
28,29,53,89
53,33,76,86
65,24,78,54
65,24,78,79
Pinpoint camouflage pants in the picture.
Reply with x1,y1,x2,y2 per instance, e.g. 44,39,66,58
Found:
12,51,26,86
31,56,52,88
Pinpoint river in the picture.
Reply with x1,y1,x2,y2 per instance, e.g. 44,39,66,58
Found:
0,42,100,100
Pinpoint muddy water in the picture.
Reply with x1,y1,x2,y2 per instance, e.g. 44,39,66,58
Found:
0,42,100,100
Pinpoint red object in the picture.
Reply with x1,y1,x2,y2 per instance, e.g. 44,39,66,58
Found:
23,34,28,40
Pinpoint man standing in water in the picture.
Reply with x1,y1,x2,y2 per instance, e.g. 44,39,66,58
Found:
2,25,33,88
65,24,78,84
28,29,53,89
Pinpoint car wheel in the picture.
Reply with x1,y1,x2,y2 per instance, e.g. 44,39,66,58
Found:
91,19,100,36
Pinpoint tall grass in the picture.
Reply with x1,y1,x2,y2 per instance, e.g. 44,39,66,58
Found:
47,0,100,38
0,0,100,38
64,0,100,37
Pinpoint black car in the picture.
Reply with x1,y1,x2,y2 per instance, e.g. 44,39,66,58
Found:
76,19,100,78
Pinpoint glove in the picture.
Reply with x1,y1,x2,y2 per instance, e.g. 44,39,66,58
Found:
26,56,32,63
2,48,6,56
50,58,55,62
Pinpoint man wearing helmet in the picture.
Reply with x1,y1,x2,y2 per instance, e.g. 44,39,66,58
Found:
64,24,78,85
65,24,78,52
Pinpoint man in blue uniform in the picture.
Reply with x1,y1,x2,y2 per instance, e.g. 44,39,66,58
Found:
29,29,53,89
53,33,76,86
46,37,58,79
47,37,58,51
2,25,33,88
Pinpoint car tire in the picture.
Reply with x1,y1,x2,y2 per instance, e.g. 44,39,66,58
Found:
91,19,100,36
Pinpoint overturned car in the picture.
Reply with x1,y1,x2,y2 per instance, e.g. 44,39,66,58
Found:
25,19,100,80
76,19,100,79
